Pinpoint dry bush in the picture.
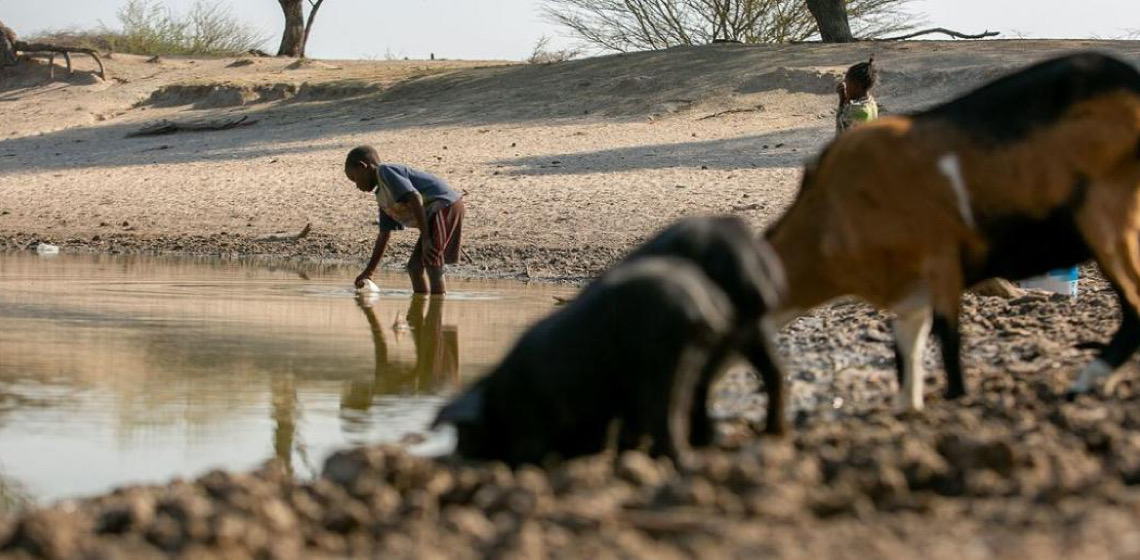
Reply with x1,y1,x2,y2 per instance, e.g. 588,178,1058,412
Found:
29,0,268,56
527,36,586,64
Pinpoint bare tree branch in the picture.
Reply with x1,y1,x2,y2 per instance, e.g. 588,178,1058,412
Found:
300,0,326,58
871,27,999,41
541,0,918,52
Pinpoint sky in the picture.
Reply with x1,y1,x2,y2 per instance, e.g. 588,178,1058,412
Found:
1,0,1138,61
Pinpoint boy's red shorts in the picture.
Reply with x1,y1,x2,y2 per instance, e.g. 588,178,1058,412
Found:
412,199,464,269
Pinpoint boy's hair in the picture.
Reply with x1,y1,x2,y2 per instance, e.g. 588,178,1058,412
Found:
346,145,381,168
845,56,877,90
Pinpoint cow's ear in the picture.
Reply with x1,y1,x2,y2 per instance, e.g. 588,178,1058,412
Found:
431,384,485,429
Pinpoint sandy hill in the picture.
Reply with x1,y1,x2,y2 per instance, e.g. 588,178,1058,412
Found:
2,40,1140,279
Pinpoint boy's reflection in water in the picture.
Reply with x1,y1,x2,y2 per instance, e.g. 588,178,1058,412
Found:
340,294,459,438
270,374,299,474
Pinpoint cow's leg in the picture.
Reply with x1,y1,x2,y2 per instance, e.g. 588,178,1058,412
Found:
687,338,734,447
1069,177,1140,395
892,288,933,411
929,263,967,399
1068,240,1140,395
650,345,704,467
742,323,787,436
933,310,966,399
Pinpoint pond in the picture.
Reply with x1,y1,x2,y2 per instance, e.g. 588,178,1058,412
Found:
0,252,572,512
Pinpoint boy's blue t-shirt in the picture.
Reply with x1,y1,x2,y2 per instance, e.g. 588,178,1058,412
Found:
374,164,461,231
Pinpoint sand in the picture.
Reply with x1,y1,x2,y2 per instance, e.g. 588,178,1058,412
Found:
2,40,1138,281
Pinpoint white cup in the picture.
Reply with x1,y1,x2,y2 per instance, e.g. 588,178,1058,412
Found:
356,279,381,294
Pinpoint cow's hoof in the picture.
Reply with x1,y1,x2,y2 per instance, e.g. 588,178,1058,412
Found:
943,388,966,400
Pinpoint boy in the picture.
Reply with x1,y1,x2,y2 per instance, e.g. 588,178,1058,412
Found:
835,56,879,134
345,146,465,294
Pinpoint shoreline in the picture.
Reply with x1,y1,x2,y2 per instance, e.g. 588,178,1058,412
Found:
0,232,614,286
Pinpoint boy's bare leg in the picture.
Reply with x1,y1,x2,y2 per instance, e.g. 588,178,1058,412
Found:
407,264,428,294
427,267,446,295
407,236,430,294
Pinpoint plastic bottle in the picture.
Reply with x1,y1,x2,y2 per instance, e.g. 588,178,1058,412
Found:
1019,267,1079,297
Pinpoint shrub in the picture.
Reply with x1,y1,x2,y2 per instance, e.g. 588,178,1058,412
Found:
29,0,268,56
527,36,585,65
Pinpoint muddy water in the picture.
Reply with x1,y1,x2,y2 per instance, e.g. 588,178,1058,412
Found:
0,252,572,512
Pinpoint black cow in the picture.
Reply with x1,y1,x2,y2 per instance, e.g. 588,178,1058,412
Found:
433,258,733,467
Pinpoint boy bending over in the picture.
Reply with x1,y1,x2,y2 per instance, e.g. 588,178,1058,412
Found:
345,146,465,294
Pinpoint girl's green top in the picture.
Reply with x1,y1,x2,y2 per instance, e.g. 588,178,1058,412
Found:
836,95,879,134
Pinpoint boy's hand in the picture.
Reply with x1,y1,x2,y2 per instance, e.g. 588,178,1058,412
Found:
359,231,390,288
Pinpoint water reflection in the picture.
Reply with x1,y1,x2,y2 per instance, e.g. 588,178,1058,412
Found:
340,296,460,439
0,252,569,506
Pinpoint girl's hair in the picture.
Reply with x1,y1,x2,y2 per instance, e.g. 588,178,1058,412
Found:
345,145,381,167
845,56,877,90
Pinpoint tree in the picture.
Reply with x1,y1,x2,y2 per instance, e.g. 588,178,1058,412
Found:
540,0,915,52
1,18,18,66
276,0,326,57
0,17,106,79
806,0,853,42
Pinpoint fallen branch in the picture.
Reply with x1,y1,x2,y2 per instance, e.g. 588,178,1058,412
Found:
15,41,106,80
698,105,765,120
127,116,258,138
254,223,312,243
871,28,1000,41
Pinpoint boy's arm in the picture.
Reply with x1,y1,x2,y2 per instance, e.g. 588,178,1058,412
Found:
356,230,391,287
401,191,431,235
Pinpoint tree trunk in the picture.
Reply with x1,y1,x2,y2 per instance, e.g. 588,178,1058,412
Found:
806,0,854,43
299,0,326,59
277,0,306,57
0,18,19,66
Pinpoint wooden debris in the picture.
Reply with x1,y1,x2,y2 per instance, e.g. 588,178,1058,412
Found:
873,28,1000,41
127,116,258,137
698,105,765,120
969,278,1026,299
10,41,106,80
2,18,105,79
254,223,312,243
